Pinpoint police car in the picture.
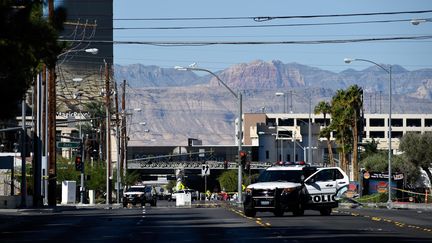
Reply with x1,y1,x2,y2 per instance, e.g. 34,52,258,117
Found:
243,161,349,217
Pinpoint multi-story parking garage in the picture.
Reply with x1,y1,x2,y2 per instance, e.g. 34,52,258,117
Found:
243,112,432,165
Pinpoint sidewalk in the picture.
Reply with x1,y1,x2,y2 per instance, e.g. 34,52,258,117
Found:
339,201,432,211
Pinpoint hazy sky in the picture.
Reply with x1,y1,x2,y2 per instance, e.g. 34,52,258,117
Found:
114,0,432,72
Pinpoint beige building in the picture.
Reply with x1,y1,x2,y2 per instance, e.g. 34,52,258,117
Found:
243,113,432,164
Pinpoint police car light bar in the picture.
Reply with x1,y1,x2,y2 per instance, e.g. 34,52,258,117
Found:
275,161,308,166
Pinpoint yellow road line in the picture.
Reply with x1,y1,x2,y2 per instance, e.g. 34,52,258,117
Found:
339,210,432,234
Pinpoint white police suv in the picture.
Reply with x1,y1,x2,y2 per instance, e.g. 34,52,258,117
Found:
243,161,349,217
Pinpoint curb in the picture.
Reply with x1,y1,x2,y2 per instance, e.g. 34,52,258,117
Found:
339,202,432,211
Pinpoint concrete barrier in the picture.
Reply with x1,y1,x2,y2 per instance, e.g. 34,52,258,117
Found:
88,190,95,205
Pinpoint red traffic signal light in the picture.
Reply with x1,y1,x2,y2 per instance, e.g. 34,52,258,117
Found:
75,156,83,171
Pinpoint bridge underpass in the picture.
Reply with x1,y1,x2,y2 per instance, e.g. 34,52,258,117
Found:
126,160,273,192
127,160,273,170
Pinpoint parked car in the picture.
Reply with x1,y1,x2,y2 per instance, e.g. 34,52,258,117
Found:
123,185,157,207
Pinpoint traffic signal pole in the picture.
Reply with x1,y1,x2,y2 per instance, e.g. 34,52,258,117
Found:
79,137,85,204
237,92,243,204
105,61,112,205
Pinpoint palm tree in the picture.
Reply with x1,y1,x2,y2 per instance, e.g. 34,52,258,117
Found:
345,85,363,182
330,89,352,174
328,86,363,179
314,101,334,166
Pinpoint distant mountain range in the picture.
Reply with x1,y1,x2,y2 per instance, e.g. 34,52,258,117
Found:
114,60,432,146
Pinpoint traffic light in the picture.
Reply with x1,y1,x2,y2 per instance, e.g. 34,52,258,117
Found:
240,151,247,170
76,142,83,157
75,155,83,172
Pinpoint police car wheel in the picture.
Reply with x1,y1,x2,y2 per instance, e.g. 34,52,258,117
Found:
292,202,304,216
273,208,284,217
292,207,304,216
319,208,332,216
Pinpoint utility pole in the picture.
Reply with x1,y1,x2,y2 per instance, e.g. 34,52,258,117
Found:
105,61,112,205
42,65,48,205
20,100,27,208
114,82,120,203
121,80,126,179
33,73,42,207
47,0,57,207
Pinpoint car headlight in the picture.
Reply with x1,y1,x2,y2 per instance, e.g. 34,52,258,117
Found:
245,188,253,195
282,187,295,194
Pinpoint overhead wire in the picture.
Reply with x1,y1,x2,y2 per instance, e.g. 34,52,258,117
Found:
112,18,423,30
60,35,432,46
113,9,432,21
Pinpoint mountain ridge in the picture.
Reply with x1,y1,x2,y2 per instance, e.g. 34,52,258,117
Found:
114,60,432,146
115,60,432,100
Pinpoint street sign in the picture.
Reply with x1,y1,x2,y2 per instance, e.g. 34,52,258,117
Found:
57,142,80,148
201,164,210,176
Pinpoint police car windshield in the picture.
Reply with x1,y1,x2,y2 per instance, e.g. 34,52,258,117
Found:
258,170,303,183
127,187,145,192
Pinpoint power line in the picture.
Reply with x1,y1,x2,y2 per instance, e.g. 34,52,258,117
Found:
112,18,423,30
113,9,432,21
60,35,432,46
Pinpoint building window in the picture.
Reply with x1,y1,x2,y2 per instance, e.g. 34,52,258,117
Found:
426,119,432,127
391,119,403,127
265,150,269,159
370,118,385,127
370,131,385,138
278,130,292,137
391,131,403,138
406,118,421,127
279,118,294,126
296,118,309,126
266,118,276,127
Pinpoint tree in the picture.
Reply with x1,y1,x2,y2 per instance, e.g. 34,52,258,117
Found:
327,85,363,180
217,170,257,192
399,132,432,187
0,1,66,119
314,101,334,166
217,170,238,192
361,152,420,187
329,89,352,173
345,85,363,181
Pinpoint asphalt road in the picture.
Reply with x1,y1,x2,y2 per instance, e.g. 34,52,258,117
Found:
0,200,431,242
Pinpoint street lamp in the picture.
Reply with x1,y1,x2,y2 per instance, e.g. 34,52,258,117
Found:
175,65,244,204
410,18,432,25
293,95,313,164
58,47,99,58
275,92,287,113
344,57,392,209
